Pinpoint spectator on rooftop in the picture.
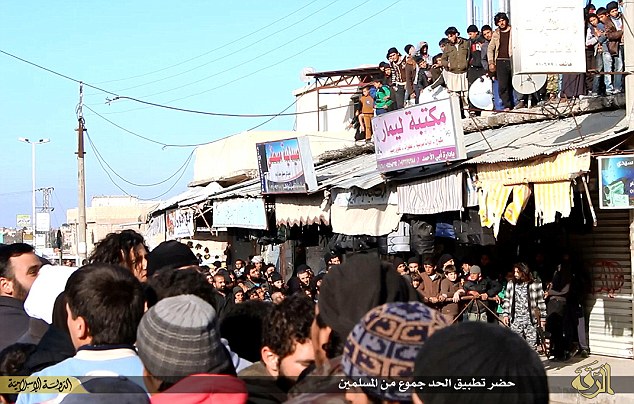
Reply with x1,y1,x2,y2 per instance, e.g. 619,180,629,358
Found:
487,12,514,110
466,24,486,115
386,46,407,109
371,76,393,116
404,44,418,104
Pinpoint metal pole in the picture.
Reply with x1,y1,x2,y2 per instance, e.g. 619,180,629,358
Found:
77,102,87,262
625,0,634,123
31,141,36,247
467,0,474,25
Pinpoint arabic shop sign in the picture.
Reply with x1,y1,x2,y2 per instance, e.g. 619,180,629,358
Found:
511,0,585,73
372,94,466,173
598,155,634,209
256,136,318,194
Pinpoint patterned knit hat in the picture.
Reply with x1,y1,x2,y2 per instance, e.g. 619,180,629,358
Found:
341,302,450,402
136,294,235,384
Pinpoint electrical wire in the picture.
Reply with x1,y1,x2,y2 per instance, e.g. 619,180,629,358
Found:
104,96,351,118
88,92,305,148
85,130,195,186
0,49,119,97
85,130,194,200
90,0,323,86
103,0,400,114
2,46,358,120
120,0,366,100
92,0,341,94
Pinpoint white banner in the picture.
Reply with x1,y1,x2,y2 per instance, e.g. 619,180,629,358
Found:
213,198,268,230
166,209,195,240
511,0,585,73
36,212,50,232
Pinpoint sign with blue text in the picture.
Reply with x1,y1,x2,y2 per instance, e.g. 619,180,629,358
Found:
256,137,318,194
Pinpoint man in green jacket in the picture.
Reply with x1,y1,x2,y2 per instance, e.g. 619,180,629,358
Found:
372,76,393,116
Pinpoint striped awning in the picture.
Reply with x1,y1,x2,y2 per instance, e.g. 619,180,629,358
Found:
275,193,330,227
477,149,591,184
476,149,591,237
397,170,478,215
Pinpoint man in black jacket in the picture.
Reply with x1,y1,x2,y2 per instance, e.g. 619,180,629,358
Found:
463,265,502,322
0,243,41,352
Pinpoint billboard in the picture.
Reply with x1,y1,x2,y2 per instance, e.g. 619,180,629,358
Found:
256,137,318,194
372,94,466,172
598,155,634,209
511,0,585,73
166,208,195,239
16,214,31,229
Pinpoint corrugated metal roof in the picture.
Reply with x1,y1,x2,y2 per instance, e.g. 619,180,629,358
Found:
464,110,627,164
154,110,628,213
190,153,384,202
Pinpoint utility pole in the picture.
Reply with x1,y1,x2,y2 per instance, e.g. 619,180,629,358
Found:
625,0,634,124
76,83,87,262
36,187,54,247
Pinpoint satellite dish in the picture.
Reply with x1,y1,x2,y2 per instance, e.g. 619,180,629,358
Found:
469,76,494,110
419,86,449,104
512,73,547,95
299,67,316,83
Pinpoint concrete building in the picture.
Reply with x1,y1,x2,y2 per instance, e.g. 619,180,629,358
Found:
66,196,157,256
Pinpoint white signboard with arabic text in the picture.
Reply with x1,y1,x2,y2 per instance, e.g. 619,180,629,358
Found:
372,94,466,172
511,0,585,73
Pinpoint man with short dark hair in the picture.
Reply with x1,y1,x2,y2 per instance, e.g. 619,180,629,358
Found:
239,294,315,400
17,264,146,404
0,243,41,352
441,26,470,117
488,12,514,110
386,47,407,109
466,24,486,115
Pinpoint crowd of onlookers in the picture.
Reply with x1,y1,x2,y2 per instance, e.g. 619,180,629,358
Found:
0,228,594,403
351,2,626,141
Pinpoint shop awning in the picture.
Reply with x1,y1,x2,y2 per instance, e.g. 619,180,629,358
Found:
330,187,401,236
397,170,477,215
476,149,592,236
275,193,330,227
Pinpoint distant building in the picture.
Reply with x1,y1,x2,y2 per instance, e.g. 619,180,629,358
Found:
66,196,158,256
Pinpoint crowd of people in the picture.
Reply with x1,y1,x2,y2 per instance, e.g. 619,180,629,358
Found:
0,228,589,403
352,2,626,141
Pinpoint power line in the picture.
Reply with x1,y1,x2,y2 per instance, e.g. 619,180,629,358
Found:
90,0,323,86
0,49,119,97
103,0,398,114
1,47,355,121
92,0,340,94
85,130,194,200
127,0,369,101
85,130,195,186
104,96,352,118
88,92,305,148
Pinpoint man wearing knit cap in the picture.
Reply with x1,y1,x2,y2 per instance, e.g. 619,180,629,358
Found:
386,46,406,109
145,240,199,278
136,294,247,403
411,322,549,404
463,265,502,322
342,302,450,403
466,24,486,115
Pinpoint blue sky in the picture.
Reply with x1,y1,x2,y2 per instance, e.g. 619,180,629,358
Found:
0,0,501,228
